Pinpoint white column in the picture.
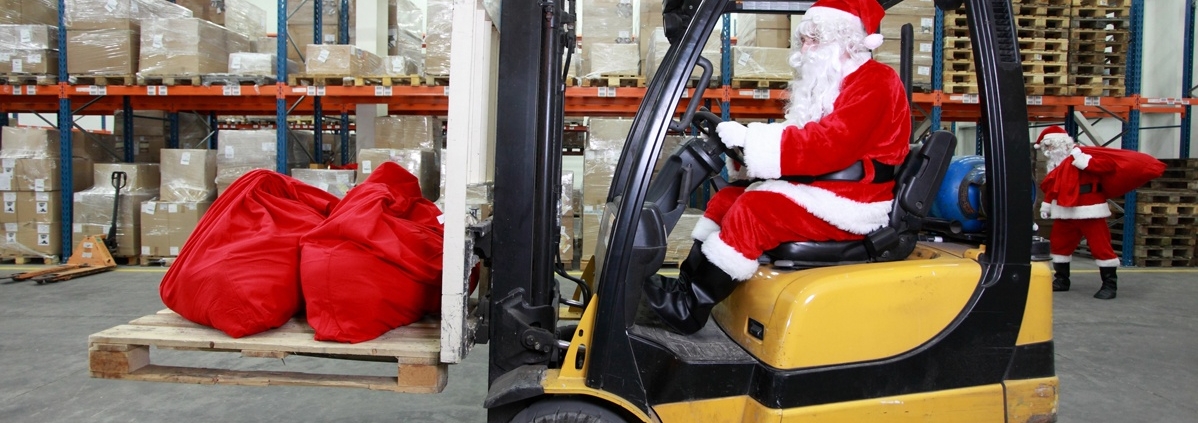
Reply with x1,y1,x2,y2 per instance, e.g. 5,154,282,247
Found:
441,0,498,363
355,0,390,149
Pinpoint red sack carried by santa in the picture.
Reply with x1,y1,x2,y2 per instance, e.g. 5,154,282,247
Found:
300,161,444,343
160,170,340,338
1041,146,1166,207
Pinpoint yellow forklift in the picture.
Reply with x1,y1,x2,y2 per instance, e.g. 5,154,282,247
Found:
480,0,1056,421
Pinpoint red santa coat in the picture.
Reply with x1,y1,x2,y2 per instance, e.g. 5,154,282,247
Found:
695,60,911,279
1039,148,1117,219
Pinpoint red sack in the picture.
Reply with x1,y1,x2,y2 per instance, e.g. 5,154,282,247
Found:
300,161,444,343
160,170,340,338
1042,146,1166,205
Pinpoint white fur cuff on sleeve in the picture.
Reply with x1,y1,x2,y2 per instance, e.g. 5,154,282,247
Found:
743,122,785,180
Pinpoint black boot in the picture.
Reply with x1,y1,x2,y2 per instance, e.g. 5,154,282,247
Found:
1094,266,1117,299
1052,262,1071,292
643,242,738,335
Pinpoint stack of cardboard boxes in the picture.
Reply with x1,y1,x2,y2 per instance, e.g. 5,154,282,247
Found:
730,14,792,80
559,171,575,268
138,17,253,76
581,0,638,79
875,0,935,88
73,163,158,258
0,0,57,26
580,118,631,261
0,127,95,259
0,25,59,75
390,0,423,76
215,129,312,195
305,44,384,75
642,26,722,83
357,116,442,201
736,14,791,48
140,149,215,258
424,0,453,77
64,0,194,75
285,0,347,70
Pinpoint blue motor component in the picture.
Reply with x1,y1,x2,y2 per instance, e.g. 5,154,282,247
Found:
932,155,988,233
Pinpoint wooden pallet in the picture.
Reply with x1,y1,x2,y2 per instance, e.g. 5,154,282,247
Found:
0,255,59,265
138,256,176,267
0,73,57,85
137,75,204,86
1021,50,1068,63
1146,179,1198,191
1074,5,1130,19
89,309,448,394
1070,28,1129,44
1127,214,1198,227
1014,15,1071,30
287,74,357,86
69,75,136,86
1072,0,1126,7
1111,244,1194,260
1134,190,1198,204
113,256,143,266
424,75,450,86
1012,4,1070,17
1017,27,1071,40
1022,71,1068,86
1025,84,1070,96
1071,17,1128,30
729,78,790,90
579,75,646,88
1013,0,1070,4
1113,224,1198,238
1072,82,1126,97
1019,38,1070,52
354,75,422,87
1132,257,1193,267
201,74,278,86
1133,201,1198,215
1160,158,1198,169
1110,232,1198,248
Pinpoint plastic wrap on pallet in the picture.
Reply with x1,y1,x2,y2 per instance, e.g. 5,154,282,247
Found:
664,209,703,263
304,44,384,75
559,171,575,262
581,0,634,43
374,116,442,151
424,0,452,76
873,39,934,85
228,52,298,76
66,29,138,74
73,190,156,257
356,148,440,201
1,126,62,159
6,49,57,74
0,221,59,258
175,0,267,38
384,54,419,76
92,163,161,193
139,18,240,76
287,0,352,25
643,26,721,82
20,0,59,26
735,14,791,48
393,0,423,75
291,169,356,198
582,149,620,210
583,43,640,79
215,130,277,194
65,0,193,30
0,48,11,73
9,157,93,192
585,118,632,151
731,46,793,80
139,200,211,257
160,149,217,202
0,25,58,49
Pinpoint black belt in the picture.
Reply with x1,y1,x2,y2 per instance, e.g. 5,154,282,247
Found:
779,160,897,184
1079,183,1101,194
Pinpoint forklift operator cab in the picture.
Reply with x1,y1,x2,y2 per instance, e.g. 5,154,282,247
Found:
486,0,1056,422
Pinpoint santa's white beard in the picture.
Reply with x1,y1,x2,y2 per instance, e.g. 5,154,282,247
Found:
1044,147,1070,172
785,43,847,125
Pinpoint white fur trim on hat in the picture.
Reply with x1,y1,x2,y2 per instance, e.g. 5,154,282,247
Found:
691,216,720,242
805,6,867,32
701,231,761,281
742,122,786,180
750,180,892,235
1051,254,1072,263
1095,258,1121,267
863,33,884,50
1046,201,1112,220
1036,133,1073,150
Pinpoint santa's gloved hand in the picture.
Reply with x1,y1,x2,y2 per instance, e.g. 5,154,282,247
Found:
1040,202,1052,219
717,121,748,148
1069,146,1092,169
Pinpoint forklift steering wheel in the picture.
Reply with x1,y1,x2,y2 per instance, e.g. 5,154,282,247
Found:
691,110,747,167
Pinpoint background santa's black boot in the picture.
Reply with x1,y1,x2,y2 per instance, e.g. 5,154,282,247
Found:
1095,266,1117,299
1052,262,1071,292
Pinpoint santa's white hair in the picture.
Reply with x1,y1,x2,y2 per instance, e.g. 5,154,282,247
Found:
785,7,876,125
1038,133,1075,171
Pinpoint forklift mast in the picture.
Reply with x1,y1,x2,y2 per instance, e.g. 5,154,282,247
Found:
490,0,1033,416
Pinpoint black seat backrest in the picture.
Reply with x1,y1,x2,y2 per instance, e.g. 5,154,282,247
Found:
889,130,958,233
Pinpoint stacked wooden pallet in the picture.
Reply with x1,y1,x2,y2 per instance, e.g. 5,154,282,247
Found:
1068,0,1130,96
1110,159,1198,267
942,0,1073,95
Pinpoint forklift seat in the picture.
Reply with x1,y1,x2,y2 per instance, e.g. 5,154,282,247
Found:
762,131,958,267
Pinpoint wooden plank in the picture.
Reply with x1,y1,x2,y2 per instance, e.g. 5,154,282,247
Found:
92,363,446,393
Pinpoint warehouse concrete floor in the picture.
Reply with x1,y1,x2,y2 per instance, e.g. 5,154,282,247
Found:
0,260,1194,422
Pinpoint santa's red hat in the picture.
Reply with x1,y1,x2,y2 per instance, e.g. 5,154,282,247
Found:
806,0,886,50
1034,125,1071,149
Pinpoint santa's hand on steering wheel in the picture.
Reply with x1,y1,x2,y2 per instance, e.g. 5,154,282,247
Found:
716,121,748,148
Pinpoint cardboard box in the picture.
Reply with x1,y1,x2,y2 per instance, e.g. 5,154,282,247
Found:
583,43,639,78
0,222,19,256
0,25,58,49
424,0,453,76
140,18,241,76
21,0,59,26
291,169,356,198
174,0,268,38
12,157,94,192
140,200,211,257
731,46,792,79
17,221,58,256
160,149,217,202
880,13,936,41
230,52,284,75
215,130,278,194
67,29,139,74
1,126,60,158
64,0,193,31
581,0,634,44
582,149,620,209
305,44,384,75
8,49,57,74
885,0,935,16
92,163,160,193
0,192,16,224
374,116,442,150
16,191,60,223
357,148,440,201
586,118,633,151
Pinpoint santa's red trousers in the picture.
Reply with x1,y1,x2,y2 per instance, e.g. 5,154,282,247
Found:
1049,218,1117,261
704,186,859,261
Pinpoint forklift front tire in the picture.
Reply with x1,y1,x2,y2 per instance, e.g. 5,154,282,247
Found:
509,397,630,423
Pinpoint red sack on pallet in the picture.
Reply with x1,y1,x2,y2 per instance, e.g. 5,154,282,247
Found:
160,170,340,338
300,161,444,343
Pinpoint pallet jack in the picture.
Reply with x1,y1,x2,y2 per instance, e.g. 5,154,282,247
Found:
5,172,127,284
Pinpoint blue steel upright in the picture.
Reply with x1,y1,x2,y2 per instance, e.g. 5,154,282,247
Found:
122,97,135,161
168,113,180,149
932,6,944,130
340,0,350,166
277,0,290,173
1121,0,1144,266
1182,0,1194,159
57,0,73,261
312,0,324,165
208,112,218,149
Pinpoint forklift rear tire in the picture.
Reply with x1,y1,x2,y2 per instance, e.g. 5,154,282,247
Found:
509,397,629,423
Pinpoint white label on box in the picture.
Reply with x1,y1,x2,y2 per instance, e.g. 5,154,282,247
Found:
82,251,92,258
437,213,445,224
231,56,242,70
152,34,164,49
19,28,31,44
919,43,932,53
37,223,49,234
317,49,330,62
921,18,934,32
34,179,45,191
73,224,82,233
83,241,93,249
27,53,41,64
324,34,336,43
142,246,151,255
12,59,22,73
142,203,155,214
619,30,630,39
2,193,14,202
391,57,402,68
362,160,373,174
5,223,16,232
35,192,48,201
147,86,157,95
38,234,48,246
224,146,235,159
105,0,117,12
5,233,14,243
180,152,192,165
336,173,350,184
737,52,751,66
168,204,178,213
36,201,47,214
0,175,10,191
0,53,8,61
917,66,931,76
261,142,275,152
3,201,13,213
1027,95,1043,105
170,246,180,256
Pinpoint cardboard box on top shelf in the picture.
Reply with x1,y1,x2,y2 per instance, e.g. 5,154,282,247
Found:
64,0,193,31
21,0,59,26
139,18,248,76
731,46,793,80
424,0,453,76
173,0,268,38
304,44,384,75
66,28,139,75
0,24,58,49
879,13,936,41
